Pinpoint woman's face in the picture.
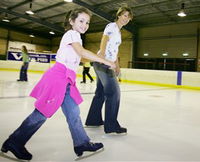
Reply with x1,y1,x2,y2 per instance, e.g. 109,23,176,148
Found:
117,11,132,27
70,12,90,34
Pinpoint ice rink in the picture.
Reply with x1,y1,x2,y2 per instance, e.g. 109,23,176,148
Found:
0,70,200,162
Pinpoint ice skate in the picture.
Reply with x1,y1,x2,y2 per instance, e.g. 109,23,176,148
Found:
1,139,32,160
74,142,104,160
84,121,104,128
105,127,127,135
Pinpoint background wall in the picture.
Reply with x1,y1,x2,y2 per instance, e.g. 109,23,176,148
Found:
0,27,53,58
0,21,200,71
138,22,199,59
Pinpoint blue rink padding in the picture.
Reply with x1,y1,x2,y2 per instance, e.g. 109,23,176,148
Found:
177,71,182,85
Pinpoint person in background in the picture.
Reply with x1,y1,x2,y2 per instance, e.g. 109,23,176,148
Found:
85,6,133,134
80,61,94,83
17,45,29,82
1,8,115,160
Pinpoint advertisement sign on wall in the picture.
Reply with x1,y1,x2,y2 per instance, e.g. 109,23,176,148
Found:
7,51,56,63
7,41,56,63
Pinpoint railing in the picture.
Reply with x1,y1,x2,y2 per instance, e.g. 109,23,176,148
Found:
128,60,195,71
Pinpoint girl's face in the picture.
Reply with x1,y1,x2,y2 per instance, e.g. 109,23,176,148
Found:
70,12,90,34
117,11,132,27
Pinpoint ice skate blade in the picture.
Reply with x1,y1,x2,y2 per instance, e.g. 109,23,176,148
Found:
84,125,103,128
0,152,29,162
102,132,127,138
75,148,104,161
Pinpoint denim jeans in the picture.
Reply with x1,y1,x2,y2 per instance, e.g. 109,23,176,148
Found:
85,62,121,132
8,85,90,148
19,62,29,81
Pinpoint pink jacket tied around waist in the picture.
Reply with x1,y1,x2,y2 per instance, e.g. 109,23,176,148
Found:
30,62,83,118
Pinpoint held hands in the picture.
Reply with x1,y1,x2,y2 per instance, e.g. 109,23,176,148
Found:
107,60,116,69
99,51,116,69
115,66,120,76
97,51,106,59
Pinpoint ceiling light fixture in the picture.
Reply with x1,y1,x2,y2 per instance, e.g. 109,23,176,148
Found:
162,53,168,56
2,13,10,22
177,3,187,17
26,1,34,15
64,0,73,2
29,34,35,38
49,31,55,35
182,53,189,57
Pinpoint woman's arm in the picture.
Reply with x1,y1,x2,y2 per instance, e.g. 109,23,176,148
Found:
115,57,120,76
98,35,109,58
71,42,115,69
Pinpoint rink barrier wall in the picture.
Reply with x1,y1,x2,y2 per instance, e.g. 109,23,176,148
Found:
0,60,200,90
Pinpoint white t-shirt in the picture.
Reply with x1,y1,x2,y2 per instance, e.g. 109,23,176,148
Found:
56,30,82,72
102,22,121,62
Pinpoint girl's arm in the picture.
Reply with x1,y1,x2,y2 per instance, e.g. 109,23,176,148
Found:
71,42,115,69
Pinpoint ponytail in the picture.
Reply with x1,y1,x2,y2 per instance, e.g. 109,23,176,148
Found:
64,10,72,31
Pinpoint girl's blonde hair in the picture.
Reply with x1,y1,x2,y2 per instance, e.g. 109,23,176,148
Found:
64,8,92,31
115,6,133,21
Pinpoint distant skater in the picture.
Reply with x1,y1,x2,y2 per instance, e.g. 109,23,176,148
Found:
17,45,29,82
1,8,115,160
85,6,133,134
81,61,94,83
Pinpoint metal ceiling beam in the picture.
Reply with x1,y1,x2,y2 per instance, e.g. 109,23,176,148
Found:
145,0,177,23
9,1,67,21
18,12,67,27
133,0,172,9
134,5,200,18
93,0,125,8
16,10,74,32
34,1,66,13
8,0,31,10
0,21,52,38
94,0,170,10
0,0,31,17
72,0,134,33
73,0,113,22
0,7,64,33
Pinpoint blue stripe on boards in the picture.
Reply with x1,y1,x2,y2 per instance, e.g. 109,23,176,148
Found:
177,71,182,85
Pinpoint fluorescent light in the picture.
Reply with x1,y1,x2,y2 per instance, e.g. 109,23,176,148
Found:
144,53,149,56
162,53,168,56
177,3,187,17
26,2,34,15
182,53,189,57
29,34,35,37
49,31,55,35
26,10,34,15
2,18,10,22
64,0,73,2
2,14,10,22
177,10,186,17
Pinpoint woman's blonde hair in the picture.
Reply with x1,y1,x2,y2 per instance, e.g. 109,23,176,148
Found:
115,6,133,21
64,8,92,31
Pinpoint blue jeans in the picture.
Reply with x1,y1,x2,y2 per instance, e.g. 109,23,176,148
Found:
8,85,90,147
19,62,29,81
85,62,121,132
